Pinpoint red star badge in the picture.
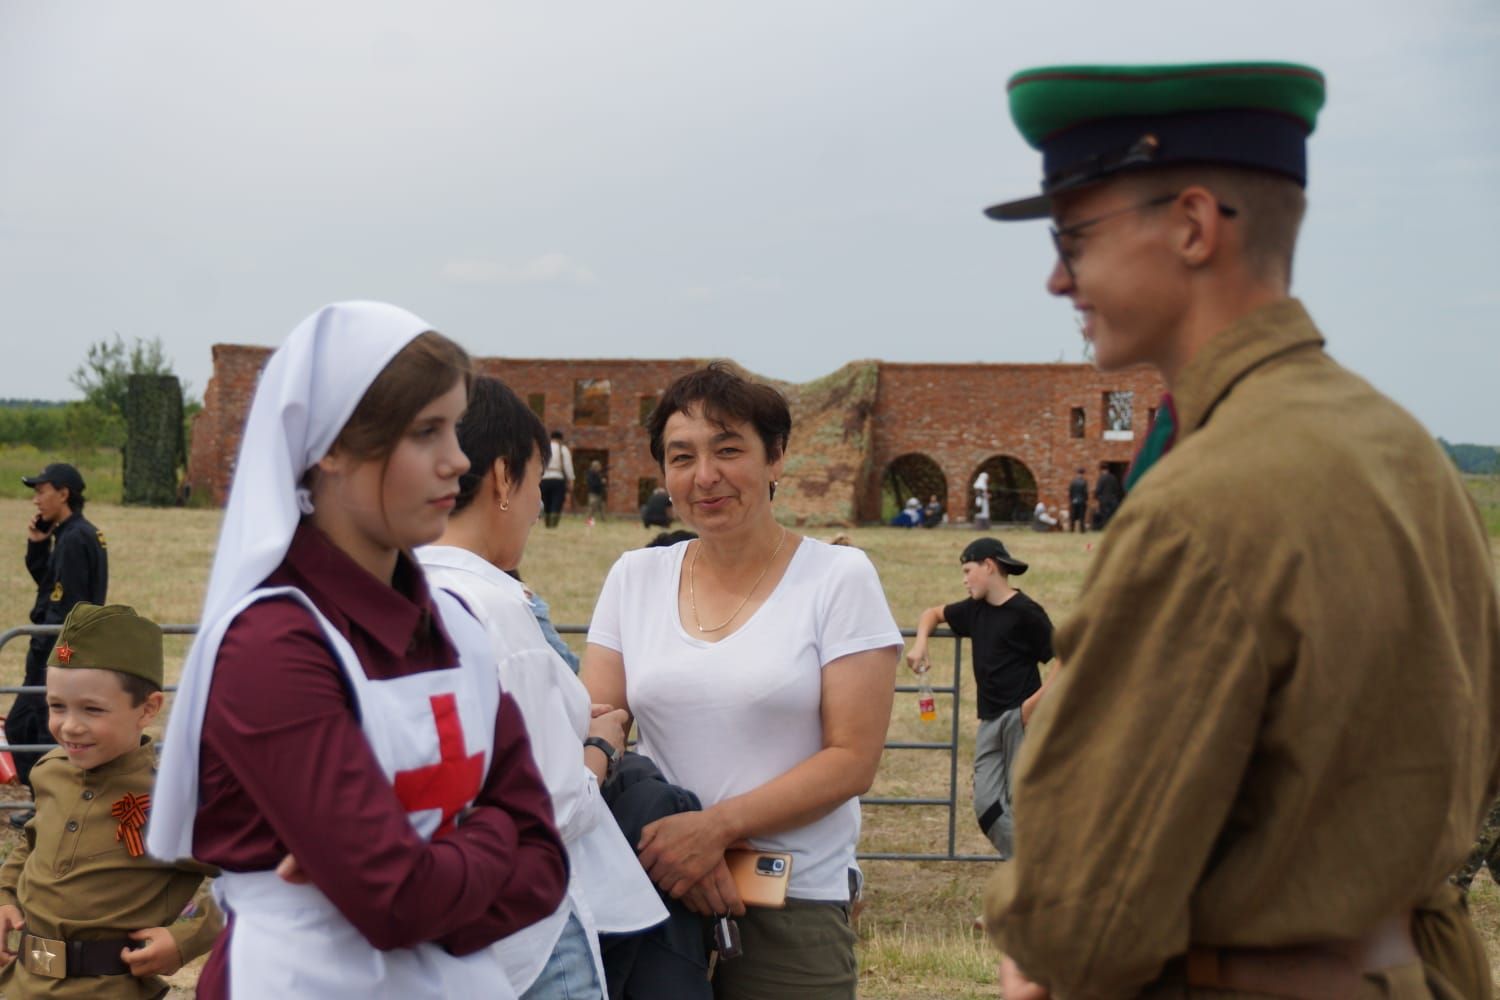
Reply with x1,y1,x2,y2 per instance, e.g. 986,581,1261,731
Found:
56,642,73,664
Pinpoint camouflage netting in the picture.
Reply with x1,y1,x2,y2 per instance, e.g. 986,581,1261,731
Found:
123,374,184,506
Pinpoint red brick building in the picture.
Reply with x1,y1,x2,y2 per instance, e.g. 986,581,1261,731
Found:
187,345,1162,526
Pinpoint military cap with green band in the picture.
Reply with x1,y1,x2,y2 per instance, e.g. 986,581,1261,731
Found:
986,61,1326,221
47,602,164,688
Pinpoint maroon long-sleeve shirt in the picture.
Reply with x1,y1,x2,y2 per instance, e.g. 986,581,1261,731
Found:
191,523,566,997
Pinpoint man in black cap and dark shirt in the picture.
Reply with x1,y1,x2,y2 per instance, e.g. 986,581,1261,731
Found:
8,463,108,821
905,538,1053,859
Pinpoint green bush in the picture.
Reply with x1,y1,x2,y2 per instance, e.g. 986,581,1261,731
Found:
0,406,67,449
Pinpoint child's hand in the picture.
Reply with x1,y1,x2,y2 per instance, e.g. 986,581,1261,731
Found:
0,904,24,966
904,644,929,673
121,927,182,977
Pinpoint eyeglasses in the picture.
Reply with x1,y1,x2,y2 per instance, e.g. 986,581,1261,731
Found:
1050,192,1239,281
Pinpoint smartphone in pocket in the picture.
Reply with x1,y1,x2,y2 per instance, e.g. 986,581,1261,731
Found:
725,849,792,909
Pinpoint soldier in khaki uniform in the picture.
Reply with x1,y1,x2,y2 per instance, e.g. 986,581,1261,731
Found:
0,604,221,999
978,64,1500,998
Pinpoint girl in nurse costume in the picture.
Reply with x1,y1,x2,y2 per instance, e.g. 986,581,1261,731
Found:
148,303,567,999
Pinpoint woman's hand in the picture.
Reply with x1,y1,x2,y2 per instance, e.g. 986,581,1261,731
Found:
637,810,735,899
588,708,629,750
679,860,745,917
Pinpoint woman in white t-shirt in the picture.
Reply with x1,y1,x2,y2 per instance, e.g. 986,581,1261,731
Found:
420,376,666,998
582,362,901,999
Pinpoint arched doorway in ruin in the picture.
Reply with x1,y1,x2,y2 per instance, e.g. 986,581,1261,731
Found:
970,455,1038,524
881,453,948,522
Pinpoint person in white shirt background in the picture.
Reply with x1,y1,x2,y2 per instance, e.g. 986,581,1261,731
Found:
420,376,665,999
540,429,574,529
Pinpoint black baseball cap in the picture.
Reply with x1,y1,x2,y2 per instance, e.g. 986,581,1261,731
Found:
960,538,1028,576
22,463,85,496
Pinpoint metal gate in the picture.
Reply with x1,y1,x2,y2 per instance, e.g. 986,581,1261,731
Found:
0,623,996,863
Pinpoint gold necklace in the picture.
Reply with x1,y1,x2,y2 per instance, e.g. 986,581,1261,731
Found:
688,528,788,633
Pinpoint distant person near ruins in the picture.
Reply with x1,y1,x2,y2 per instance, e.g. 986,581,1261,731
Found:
541,429,574,528
1092,462,1122,528
1067,467,1089,533
972,471,991,530
923,494,944,527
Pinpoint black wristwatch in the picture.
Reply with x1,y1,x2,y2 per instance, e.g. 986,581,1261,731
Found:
584,736,622,776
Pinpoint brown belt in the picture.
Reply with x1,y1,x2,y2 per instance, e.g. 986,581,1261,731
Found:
19,933,137,979
1185,911,1418,1000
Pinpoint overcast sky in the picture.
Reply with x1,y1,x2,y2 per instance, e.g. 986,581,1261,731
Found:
2,0,1495,442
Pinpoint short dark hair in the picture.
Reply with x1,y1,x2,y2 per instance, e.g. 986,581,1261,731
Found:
63,486,84,514
115,670,162,707
50,666,160,707
550,429,564,440
647,362,791,468
454,377,551,514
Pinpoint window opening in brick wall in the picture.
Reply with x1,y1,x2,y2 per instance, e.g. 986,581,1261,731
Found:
881,453,948,523
1103,391,1134,441
1070,407,1086,439
527,393,545,421
639,393,659,428
573,379,611,426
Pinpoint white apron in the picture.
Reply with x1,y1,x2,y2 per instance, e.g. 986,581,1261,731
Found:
211,586,517,999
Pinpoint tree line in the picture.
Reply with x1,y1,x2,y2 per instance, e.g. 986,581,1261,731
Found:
0,335,199,451
1439,439,1500,476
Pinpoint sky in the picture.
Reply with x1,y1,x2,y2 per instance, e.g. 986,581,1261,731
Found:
2,1,1496,443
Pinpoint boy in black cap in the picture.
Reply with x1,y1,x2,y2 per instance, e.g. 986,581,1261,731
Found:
0,603,221,999
8,463,109,815
979,62,1499,998
905,538,1052,858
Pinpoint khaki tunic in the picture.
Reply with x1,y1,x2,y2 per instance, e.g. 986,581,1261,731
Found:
984,300,1500,999
0,739,221,999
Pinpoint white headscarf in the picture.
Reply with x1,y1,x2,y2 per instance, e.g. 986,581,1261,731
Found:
973,471,990,491
148,301,435,860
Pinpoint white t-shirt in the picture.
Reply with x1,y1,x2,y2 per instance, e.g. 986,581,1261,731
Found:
543,442,574,482
587,537,902,901
418,545,666,993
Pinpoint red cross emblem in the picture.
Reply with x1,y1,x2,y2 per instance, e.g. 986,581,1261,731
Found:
392,693,484,839
55,643,73,664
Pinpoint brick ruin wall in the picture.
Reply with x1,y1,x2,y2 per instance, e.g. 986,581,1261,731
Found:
187,346,1162,526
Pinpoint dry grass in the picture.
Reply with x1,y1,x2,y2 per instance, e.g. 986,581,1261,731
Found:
1,499,1497,998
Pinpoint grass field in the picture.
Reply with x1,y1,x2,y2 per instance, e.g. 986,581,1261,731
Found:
0,492,1496,998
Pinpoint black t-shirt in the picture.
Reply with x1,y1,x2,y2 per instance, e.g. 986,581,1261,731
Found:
943,590,1053,719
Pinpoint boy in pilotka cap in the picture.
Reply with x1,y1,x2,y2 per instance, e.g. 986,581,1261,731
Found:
0,603,221,999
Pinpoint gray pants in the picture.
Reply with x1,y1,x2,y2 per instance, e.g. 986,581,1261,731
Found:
974,707,1025,859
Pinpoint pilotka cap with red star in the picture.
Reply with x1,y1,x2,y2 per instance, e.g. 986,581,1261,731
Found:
47,602,164,688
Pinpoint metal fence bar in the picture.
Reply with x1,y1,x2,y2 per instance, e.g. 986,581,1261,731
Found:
0,622,996,861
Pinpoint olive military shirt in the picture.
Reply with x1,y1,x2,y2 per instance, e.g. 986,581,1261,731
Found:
984,300,1500,998
0,738,221,999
